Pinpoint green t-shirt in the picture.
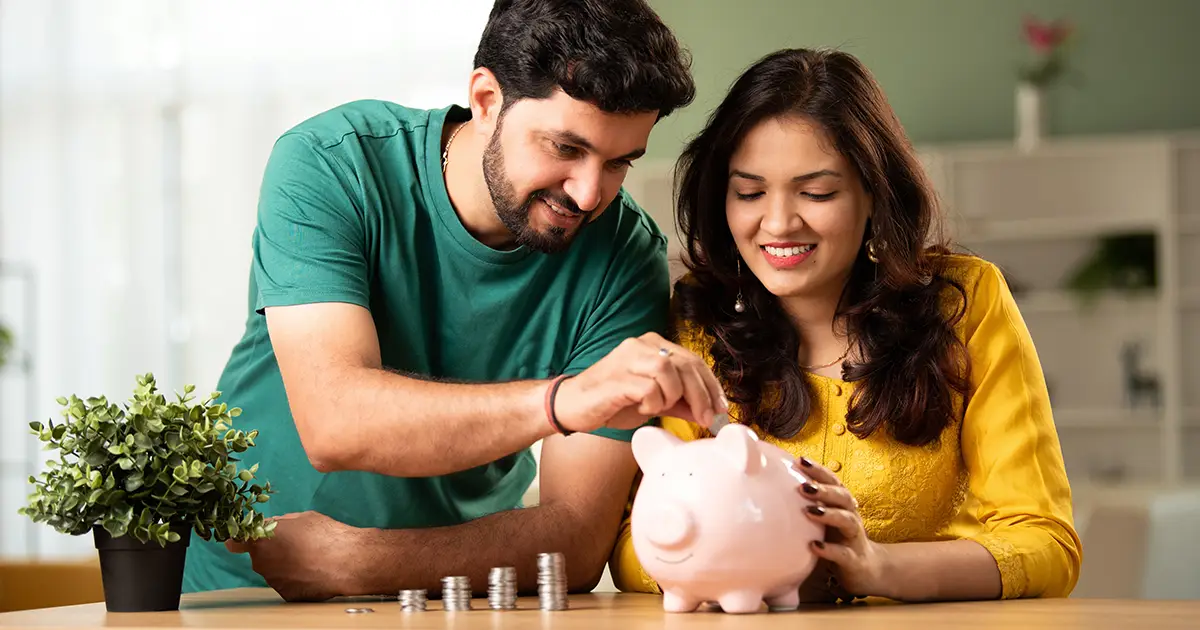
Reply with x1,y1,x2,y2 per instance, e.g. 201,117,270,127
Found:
181,100,670,592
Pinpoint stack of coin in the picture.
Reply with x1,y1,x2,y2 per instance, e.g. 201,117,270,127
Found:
487,566,518,610
537,552,568,610
398,589,427,612
441,576,472,611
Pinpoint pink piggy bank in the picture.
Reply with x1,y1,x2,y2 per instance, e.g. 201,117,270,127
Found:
629,423,825,614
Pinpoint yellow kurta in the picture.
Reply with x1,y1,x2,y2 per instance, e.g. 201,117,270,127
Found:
608,255,1082,599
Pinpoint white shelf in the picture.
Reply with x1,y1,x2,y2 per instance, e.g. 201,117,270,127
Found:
952,214,1162,244
1053,408,1200,429
1013,291,1159,315
1054,408,1161,429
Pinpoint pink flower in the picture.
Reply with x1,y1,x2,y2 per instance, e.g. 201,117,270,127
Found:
1023,16,1071,54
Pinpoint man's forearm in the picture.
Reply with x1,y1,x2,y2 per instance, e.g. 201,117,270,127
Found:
345,502,613,597
302,366,556,477
878,539,1002,602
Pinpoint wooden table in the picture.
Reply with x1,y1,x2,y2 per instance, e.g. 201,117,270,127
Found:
1,588,1198,629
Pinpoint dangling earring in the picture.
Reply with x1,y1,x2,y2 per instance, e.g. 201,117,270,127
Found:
866,237,880,263
734,259,746,313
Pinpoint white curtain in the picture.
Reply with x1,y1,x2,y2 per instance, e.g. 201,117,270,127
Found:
0,0,493,558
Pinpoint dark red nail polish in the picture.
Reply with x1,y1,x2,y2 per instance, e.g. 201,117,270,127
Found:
799,457,814,468
807,505,825,516
813,540,825,549
802,482,819,495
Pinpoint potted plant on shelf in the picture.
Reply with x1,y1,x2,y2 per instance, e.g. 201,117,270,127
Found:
18,373,276,612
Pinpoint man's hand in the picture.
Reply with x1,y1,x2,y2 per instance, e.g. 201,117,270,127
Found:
553,332,728,433
226,511,362,602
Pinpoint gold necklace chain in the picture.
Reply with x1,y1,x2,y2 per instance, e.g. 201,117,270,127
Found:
800,344,851,371
442,121,466,174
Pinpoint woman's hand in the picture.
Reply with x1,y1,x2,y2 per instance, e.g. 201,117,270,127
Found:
795,456,892,600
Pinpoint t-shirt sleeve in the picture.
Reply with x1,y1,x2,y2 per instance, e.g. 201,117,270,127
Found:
251,131,370,313
562,211,671,442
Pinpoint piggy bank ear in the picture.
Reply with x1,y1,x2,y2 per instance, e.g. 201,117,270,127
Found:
631,426,683,469
715,423,766,475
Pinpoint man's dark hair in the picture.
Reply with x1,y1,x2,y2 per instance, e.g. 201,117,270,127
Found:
473,0,695,119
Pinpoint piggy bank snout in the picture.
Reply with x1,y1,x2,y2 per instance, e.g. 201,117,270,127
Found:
643,503,696,550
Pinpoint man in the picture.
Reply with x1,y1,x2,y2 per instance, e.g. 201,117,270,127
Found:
181,0,728,601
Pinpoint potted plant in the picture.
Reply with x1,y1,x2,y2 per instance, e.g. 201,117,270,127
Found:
18,373,276,612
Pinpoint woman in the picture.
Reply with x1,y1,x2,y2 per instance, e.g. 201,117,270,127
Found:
609,48,1081,603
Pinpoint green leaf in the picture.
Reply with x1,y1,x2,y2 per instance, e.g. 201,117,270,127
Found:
55,397,68,406
82,449,107,467
172,464,189,484
227,516,239,537
238,470,254,482
117,457,135,471
133,433,154,452
102,517,128,539
166,531,181,543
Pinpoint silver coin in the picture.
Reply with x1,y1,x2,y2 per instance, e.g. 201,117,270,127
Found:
344,607,374,614
398,588,428,611
536,553,569,610
487,566,519,610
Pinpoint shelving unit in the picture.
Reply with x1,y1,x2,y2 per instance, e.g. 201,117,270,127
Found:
923,133,1200,486
622,130,1200,487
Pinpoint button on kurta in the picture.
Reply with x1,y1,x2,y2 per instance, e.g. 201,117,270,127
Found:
833,423,846,435
829,460,842,472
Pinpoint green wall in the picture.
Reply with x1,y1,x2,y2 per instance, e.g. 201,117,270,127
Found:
646,0,1200,160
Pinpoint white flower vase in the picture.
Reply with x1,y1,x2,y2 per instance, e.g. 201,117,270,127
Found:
1015,82,1044,152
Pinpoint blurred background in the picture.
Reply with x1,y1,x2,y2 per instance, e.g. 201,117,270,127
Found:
1,0,1198,610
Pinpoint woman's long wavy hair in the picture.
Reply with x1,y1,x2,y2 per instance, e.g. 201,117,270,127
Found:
673,48,971,446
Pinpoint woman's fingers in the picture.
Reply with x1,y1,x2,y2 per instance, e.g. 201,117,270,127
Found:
793,456,844,487
798,479,859,512
804,505,864,542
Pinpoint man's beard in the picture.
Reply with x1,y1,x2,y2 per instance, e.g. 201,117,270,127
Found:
481,125,588,255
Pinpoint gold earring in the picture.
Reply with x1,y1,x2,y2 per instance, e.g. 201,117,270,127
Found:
734,259,746,313
866,237,881,263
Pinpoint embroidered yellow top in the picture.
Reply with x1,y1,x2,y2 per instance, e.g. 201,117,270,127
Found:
608,255,1082,599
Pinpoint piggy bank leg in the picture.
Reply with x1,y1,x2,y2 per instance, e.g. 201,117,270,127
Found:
662,589,702,613
764,585,800,612
716,590,764,614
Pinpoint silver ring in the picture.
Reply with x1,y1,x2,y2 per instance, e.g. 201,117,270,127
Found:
658,347,671,357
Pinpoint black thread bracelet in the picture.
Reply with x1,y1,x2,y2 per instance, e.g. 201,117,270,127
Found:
546,374,575,436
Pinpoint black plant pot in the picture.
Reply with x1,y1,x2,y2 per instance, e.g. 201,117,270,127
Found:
93,524,191,612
